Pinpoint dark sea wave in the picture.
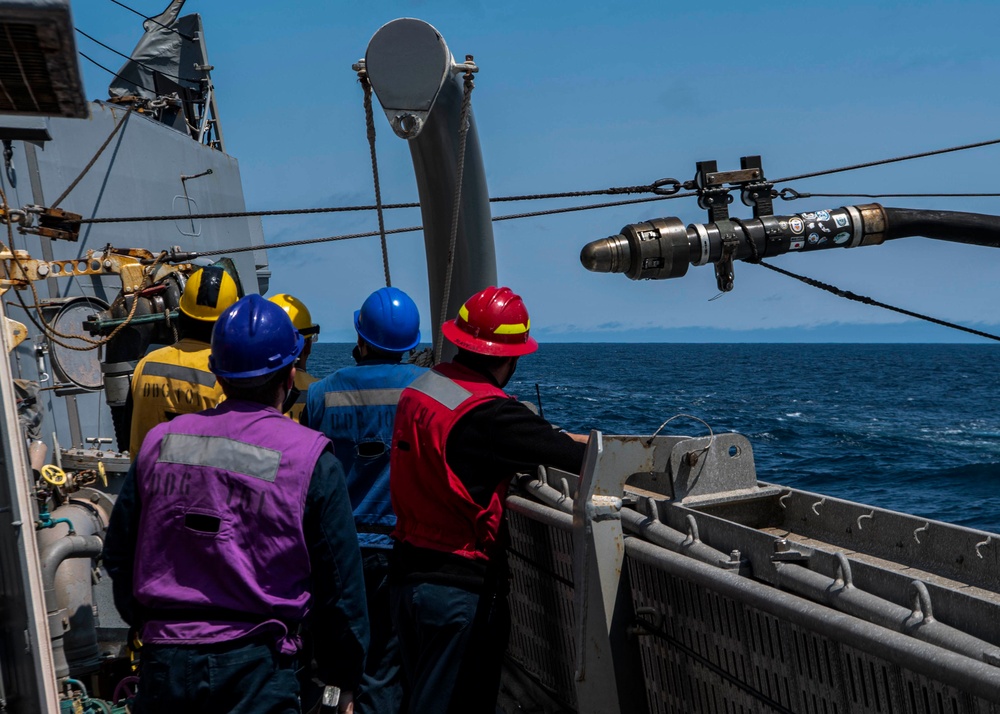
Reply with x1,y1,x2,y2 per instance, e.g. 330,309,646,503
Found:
310,343,1000,533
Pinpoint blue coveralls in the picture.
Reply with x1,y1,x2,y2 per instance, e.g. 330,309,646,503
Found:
303,359,426,714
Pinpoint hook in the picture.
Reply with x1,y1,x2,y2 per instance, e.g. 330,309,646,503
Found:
910,581,934,623
778,491,792,510
833,552,854,588
645,496,660,523
811,498,826,516
685,514,701,543
975,535,991,559
856,510,874,530
913,522,930,545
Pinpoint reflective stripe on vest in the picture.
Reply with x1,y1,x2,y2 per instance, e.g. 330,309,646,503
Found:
407,369,472,410
323,388,404,409
158,433,282,483
141,361,217,388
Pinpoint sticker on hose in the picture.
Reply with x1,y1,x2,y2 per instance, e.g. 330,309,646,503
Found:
789,217,804,234
789,238,805,250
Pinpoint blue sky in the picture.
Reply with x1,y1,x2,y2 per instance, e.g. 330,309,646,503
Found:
71,0,1000,342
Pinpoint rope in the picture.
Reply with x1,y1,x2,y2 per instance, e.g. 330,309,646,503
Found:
75,28,201,84
194,224,424,258
779,189,1000,201
107,0,196,42
74,183,683,225
771,137,1000,184
754,260,1000,342
80,52,159,96
50,106,134,209
188,193,698,259
434,65,476,364
359,71,391,287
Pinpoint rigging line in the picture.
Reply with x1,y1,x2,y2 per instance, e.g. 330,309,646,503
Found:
359,72,391,287
755,260,1000,343
194,224,424,258
779,190,1000,200
189,193,698,259
107,0,196,42
435,66,476,364
76,190,693,225
79,51,158,96
50,106,135,209
771,137,1000,184
75,27,202,84
492,193,696,222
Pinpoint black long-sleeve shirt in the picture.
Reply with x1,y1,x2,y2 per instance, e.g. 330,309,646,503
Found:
102,448,370,690
391,364,586,587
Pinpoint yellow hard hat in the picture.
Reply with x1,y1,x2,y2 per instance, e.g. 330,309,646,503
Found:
179,266,239,322
268,293,320,341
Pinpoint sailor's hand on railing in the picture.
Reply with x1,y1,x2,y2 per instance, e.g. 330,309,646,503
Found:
563,431,590,444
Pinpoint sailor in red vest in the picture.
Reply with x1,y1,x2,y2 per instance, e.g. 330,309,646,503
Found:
389,286,588,714
103,294,369,714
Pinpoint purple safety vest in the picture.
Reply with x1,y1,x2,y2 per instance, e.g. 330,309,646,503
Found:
133,399,329,653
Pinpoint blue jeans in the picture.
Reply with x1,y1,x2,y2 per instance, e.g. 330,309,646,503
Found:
391,579,509,714
133,639,300,714
355,549,404,714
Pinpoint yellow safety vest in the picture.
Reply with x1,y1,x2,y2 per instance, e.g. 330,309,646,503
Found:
129,338,224,459
286,367,317,422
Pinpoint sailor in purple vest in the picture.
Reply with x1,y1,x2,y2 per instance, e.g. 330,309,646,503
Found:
301,287,426,714
103,294,369,714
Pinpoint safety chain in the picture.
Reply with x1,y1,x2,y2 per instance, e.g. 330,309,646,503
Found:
752,259,1000,343
434,57,477,364
50,105,134,209
358,65,392,287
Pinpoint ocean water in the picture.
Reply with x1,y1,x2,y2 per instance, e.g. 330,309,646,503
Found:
309,343,1000,533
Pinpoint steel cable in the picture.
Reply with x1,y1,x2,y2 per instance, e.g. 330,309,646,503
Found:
754,260,1000,342
771,138,1000,184
434,64,476,364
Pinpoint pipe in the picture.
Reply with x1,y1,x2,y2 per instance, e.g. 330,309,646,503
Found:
39,533,102,679
506,494,573,530
40,535,102,613
627,537,1000,703
773,560,1000,665
620,507,734,569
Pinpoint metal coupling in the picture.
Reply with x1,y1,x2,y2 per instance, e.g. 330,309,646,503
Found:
580,217,690,280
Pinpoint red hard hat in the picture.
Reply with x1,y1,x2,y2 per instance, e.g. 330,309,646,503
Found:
441,286,539,357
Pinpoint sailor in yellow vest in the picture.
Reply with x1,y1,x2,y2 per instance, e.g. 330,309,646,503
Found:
268,293,320,421
127,266,239,458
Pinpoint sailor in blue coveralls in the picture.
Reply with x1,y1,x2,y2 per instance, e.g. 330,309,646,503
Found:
301,287,426,714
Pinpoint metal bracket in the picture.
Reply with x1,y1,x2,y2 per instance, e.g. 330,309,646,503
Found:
694,160,733,223
738,155,774,218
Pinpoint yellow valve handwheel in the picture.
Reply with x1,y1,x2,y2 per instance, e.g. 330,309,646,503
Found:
97,461,108,488
40,464,66,487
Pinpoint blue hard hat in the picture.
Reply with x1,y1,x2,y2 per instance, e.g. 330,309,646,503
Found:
354,287,421,352
210,294,304,380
